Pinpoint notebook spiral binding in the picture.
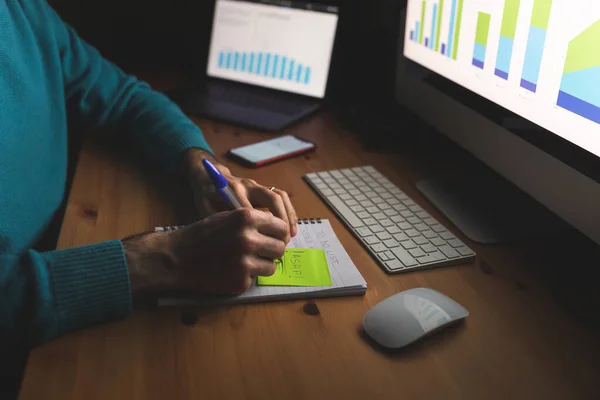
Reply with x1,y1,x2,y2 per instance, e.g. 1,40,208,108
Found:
298,218,322,224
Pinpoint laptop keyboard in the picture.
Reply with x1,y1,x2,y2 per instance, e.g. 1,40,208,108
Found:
205,83,309,116
304,166,476,273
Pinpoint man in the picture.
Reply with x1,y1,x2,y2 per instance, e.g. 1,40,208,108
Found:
1,0,297,394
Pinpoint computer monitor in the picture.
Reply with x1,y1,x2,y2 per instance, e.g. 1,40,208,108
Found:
206,0,339,99
395,0,600,245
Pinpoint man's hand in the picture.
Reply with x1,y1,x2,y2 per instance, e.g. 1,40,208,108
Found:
123,208,288,300
182,148,298,242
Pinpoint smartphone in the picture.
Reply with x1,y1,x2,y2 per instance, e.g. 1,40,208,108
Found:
227,135,316,167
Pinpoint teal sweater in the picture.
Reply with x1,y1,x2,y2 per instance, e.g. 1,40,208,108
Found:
0,0,212,350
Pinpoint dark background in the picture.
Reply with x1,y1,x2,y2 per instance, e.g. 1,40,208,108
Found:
48,0,407,109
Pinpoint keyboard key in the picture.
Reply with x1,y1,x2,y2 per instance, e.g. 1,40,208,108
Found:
373,213,387,221
407,216,420,225
372,196,384,204
414,223,429,232
346,199,358,207
380,219,395,227
356,227,372,237
363,218,377,226
338,179,350,186
405,229,420,237
456,246,475,256
370,243,387,253
416,211,430,219
335,188,348,195
355,211,368,219
327,196,364,228
370,224,384,233
391,215,405,223
378,252,391,262
409,205,422,212
401,240,417,250
381,193,394,200
355,194,367,201
331,171,344,179
378,203,391,210
431,238,446,246
329,183,341,190
384,209,399,217
340,193,352,200
422,230,438,239
393,204,407,212
375,187,388,194
383,250,395,260
386,260,405,270
413,236,428,245
417,251,445,264
391,247,418,267
390,188,402,195
386,225,401,234
423,217,438,226
402,199,415,206
321,189,334,196
364,236,380,245
439,245,460,259
400,210,413,218
349,189,361,196
376,231,392,240
351,205,365,213
398,222,411,230
440,231,455,240
383,239,399,248
431,225,446,233
393,233,409,242
448,238,465,248
362,201,375,208
366,206,379,213
409,248,426,258
421,243,437,253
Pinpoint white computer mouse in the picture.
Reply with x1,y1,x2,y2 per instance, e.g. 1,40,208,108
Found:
362,288,469,349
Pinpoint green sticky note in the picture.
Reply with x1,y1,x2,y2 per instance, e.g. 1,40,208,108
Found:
257,249,333,287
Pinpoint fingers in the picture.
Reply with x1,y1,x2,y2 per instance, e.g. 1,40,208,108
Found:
247,209,289,242
273,188,298,237
246,256,277,277
254,235,286,260
253,187,290,239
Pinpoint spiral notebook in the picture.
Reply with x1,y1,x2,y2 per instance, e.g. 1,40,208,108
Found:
158,219,367,306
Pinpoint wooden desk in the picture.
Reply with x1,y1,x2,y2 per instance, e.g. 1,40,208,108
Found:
19,100,600,399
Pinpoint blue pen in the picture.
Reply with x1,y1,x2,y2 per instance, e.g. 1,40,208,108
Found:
202,159,244,209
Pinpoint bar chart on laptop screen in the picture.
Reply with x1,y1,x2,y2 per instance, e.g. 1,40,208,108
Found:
404,0,600,162
207,0,338,98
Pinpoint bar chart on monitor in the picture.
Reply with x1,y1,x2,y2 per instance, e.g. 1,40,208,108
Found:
207,0,338,98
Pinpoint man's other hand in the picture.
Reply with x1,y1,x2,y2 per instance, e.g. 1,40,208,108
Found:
183,148,298,242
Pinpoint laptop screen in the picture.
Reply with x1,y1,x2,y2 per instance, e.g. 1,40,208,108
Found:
206,0,339,99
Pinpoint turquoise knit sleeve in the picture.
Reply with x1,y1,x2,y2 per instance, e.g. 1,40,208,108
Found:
0,241,131,350
45,3,213,171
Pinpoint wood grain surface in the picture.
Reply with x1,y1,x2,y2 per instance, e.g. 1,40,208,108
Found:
19,100,600,400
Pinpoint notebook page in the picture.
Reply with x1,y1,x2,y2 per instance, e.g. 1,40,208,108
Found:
158,220,366,306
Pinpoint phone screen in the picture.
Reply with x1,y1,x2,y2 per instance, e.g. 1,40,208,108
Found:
230,135,314,164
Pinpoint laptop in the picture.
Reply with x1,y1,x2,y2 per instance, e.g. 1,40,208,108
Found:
166,0,340,132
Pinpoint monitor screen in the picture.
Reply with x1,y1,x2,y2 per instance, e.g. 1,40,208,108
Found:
403,0,600,159
207,0,339,98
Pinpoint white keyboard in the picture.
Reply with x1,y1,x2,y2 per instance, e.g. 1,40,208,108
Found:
304,166,476,273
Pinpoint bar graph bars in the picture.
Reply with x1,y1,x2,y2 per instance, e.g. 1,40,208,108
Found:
557,19,600,124
520,0,552,92
409,0,462,60
217,50,311,85
473,12,491,69
495,0,520,80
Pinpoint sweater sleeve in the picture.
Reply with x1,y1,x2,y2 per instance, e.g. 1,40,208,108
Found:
45,3,213,171
0,241,131,350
